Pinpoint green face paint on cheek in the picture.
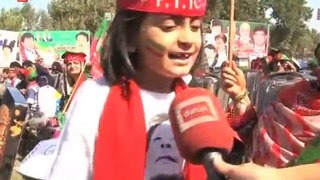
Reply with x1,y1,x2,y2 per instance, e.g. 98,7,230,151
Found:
146,38,167,56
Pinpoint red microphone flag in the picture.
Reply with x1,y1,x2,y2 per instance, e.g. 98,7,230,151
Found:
169,88,238,164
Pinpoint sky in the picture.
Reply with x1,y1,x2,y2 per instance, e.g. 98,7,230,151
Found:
0,0,319,31
306,0,320,32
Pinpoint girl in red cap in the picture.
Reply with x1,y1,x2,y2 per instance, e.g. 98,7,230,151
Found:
48,0,212,179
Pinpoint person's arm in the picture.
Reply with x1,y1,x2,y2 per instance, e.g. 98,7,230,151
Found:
231,90,253,116
276,163,320,180
221,60,254,116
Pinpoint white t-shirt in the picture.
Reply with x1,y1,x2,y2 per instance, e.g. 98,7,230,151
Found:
47,77,185,180
38,85,59,118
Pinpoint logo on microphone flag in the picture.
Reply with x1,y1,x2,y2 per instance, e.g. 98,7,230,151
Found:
174,96,218,132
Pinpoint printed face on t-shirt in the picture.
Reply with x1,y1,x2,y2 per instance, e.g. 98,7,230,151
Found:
145,120,183,180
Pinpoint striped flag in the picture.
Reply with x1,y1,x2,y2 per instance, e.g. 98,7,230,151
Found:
251,80,320,168
90,17,110,79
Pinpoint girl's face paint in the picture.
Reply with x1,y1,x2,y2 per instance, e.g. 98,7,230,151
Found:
145,38,167,57
136,14,203,79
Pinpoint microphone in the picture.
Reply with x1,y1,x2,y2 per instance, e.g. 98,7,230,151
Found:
169,88,238,180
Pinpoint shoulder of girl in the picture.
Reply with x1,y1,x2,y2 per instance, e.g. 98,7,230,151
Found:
74,77,110,99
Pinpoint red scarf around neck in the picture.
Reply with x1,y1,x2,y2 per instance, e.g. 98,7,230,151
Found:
93,78,206,180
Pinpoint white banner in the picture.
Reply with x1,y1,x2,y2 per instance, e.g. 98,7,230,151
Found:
0,30,19,68
17,138,58,180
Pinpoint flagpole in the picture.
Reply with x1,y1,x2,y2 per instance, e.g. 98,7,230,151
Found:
228,0,235,61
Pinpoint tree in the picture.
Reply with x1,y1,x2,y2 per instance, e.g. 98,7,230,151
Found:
205,0,267,23
0,3,52,31
48,0,116,33
37,10,53,30
20,3,38,30
0,8,24,31
268,0,312,51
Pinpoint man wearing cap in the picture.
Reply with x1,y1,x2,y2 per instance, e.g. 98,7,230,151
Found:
60,51,86,107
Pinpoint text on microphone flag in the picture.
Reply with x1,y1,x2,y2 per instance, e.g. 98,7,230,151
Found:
174,96,218,132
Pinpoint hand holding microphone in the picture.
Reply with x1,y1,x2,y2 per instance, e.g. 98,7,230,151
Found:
169,88,239,180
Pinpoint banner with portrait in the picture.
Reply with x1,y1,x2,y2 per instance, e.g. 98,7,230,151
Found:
207,19,270,61
0,31,19,68
18,30,90,66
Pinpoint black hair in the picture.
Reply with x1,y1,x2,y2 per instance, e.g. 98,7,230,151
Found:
253,25,267,35
2,45,12,52
21,32,34,42
204,44,215,50
9,61,22,68
22,60,34,68
215,34,227,43
51,61,63,73
76,32,89,41
102,10,205,85
315,43,320,57
101,10,147,84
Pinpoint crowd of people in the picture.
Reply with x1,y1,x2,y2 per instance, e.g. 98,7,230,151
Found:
0,0,320,179
0,51,87,157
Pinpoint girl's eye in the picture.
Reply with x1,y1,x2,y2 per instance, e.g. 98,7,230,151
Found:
191,25,201,32
190,20,202,32
162,25,176,32
161,21,177,32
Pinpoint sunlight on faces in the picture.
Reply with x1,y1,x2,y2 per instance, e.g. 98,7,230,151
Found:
67,60,82,76
137,15,202,78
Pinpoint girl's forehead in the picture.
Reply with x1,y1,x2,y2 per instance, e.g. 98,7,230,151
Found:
119,0,207,17
145,14,203,22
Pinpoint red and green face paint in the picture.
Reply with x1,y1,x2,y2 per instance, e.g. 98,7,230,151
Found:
25,67,38,81
145,38,167,57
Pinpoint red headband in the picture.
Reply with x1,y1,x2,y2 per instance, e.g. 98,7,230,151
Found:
119,0,207,17
62,51,86,64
